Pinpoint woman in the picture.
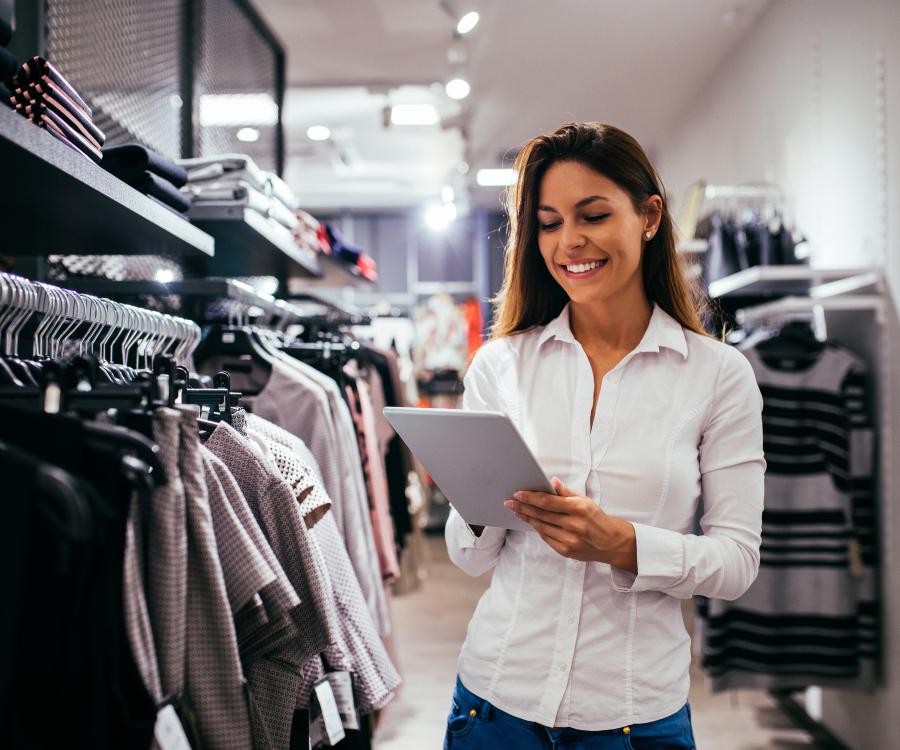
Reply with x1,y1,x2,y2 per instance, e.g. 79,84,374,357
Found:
444,123,765,749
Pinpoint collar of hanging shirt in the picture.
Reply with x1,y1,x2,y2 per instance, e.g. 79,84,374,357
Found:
451,302,747,731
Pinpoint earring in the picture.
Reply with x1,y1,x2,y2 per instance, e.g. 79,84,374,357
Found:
645,231,652,239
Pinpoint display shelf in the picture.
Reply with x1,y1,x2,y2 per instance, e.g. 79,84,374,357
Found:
707,265,877,299
310,253,377,287
62,277,309,321
0,106,214,257
187,204,322,279
735,294,884,328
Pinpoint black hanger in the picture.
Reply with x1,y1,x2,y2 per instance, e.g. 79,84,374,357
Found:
192,323,272,396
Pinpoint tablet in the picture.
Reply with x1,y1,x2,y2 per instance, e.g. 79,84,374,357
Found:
383,407,554,532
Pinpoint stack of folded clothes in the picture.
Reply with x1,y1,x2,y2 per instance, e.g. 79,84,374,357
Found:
324,223,378,282
102,144,191,214
0,10,14,105
293,208,329,256
10,56,105,162
178,154,299,231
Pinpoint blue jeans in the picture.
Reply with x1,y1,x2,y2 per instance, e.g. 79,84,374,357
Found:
444,677,696,749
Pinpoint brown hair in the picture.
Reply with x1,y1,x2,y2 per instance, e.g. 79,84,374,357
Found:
491,122,707,339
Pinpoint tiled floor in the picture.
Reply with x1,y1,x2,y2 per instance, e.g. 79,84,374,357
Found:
374,535,820,750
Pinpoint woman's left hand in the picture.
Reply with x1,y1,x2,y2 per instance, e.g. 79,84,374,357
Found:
505,477,638,574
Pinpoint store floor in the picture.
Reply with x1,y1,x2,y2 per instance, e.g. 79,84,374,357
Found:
375,535,820,750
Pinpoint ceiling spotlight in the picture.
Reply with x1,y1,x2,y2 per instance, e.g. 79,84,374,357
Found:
456,11,479,34
390,104,439,126
236,127,260,142
476,168,517,187
199,93,278,126
307,125,331,141
155,269,175,284
445,78,471,100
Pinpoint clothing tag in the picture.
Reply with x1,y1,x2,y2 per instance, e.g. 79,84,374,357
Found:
154,705,191,750
326,671,359,730
311,678,346,746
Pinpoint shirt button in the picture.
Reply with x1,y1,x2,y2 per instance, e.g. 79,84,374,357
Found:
623,727,631,735
558,662,568,672
469,709,477,718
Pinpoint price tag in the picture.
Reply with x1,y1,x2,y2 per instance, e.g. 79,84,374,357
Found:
310,677,346,747
325,671,359,730
154,705,191,750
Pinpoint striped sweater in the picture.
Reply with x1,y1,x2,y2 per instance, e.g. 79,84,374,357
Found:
702,343,878,691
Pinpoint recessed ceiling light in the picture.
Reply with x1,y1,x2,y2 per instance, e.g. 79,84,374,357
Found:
236,127,260,142
307,125,331,141
457,11,479,34
476,168,517,187
445,78,471,100
390,104,439,126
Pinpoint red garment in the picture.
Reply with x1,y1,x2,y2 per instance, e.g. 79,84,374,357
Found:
464,297,484,361
356,254,378,282
316,224,332,254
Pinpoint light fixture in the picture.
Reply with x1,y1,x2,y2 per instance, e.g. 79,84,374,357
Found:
445,78,471,100
456,11,480,34
155,269,175,284
476,168,517,187
306,125,331,141
390,104,439,126
425,202,458,231
441,185,455,203
198,93,279,127
236,127,260,142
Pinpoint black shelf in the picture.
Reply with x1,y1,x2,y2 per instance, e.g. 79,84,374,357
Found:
187,204,322,279
0,106,214,257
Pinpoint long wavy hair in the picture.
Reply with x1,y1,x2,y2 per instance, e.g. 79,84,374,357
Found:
491,122,708,339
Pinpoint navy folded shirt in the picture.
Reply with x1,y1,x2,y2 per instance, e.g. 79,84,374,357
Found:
132,171,191,213
15,57,92,117
14,82,105,146
102,144,188,188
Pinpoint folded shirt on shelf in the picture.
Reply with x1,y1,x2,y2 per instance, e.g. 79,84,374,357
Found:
134,171,191,213
102,144,188,188
27,105,102,162
15,94,104,152
178,153,299,211
14,56,92,117
185,179,298,230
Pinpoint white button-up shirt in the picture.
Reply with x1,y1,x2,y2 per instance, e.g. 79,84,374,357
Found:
445,303,765,730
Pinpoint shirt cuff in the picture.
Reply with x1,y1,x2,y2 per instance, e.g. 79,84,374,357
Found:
610,522,685,593
451,510,507,549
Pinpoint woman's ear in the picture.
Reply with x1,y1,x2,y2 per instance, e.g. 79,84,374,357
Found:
643,195,664,236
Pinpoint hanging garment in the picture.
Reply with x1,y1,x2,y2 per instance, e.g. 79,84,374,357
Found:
703,343,878,691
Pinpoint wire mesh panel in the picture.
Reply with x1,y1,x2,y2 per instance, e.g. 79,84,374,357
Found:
195,0,281,171
45,0,185,159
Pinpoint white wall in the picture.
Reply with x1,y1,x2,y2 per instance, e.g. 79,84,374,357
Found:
656,2,900,748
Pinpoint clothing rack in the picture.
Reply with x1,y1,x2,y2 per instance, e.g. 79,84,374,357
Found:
0,272,201,364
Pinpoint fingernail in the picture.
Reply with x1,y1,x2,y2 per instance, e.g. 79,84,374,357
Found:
503,500,514,509
513,492,523,500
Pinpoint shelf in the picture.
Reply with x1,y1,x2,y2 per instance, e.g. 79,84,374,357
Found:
187,204,322,279
736,294,884,327
61,277,309,320
708,266,877,299
0,105,214,257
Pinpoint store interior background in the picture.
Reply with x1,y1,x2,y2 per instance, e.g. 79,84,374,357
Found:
247,3,900,745
4,0,898,747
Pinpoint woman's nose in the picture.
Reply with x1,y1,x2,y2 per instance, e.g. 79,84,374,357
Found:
558,221,586,252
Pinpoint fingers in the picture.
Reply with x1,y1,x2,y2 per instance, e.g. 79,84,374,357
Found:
551,476,579,497
513,489,579,513
507,499,567,529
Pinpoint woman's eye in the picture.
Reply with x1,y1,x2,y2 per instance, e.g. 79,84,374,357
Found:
539,221,561,231
585,214,609,223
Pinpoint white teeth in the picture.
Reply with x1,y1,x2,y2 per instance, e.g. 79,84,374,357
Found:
564,260,605,274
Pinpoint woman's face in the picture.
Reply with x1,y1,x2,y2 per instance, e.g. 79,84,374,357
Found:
536,160,654,307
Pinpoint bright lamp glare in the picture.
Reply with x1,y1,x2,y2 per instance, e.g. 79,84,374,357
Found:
457,11,480,34
155,269,175,284
425,202,458,231
441,185,455,203
476,168,517,187
199,93,278,126
445,78,471,100
390,104,439,126
236,127,260,142
307,125,331,141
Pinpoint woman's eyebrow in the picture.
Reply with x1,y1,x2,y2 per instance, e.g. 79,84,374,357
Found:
537,195,611,213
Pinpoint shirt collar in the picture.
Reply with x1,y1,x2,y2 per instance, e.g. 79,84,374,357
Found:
537,302,689,359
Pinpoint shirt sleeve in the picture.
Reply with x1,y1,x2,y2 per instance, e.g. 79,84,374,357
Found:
611,345,765,600
444,346,509,577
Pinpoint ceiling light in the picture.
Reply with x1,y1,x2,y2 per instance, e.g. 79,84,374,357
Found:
445,78,471,100
476,168,517,187
425,202,458,231
456,11,480,34
199,93,278,127
306,125,331,141
441,185,455,203
236,127,260,142
390,104,439,126
155,269,175,284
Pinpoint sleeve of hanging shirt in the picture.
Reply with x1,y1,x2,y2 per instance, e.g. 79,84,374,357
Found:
611,345,765,600
445,345,509,577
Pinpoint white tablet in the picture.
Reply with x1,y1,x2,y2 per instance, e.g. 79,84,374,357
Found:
383,407,555,532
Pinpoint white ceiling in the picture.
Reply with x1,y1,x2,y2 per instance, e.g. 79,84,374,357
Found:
254,0,773,210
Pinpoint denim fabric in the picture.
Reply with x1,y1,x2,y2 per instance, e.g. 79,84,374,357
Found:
444,677,696,750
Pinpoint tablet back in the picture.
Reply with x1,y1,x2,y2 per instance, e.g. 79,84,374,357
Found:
383,407,553,531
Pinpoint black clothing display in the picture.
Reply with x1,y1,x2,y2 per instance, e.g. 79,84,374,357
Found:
102,144,189,188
